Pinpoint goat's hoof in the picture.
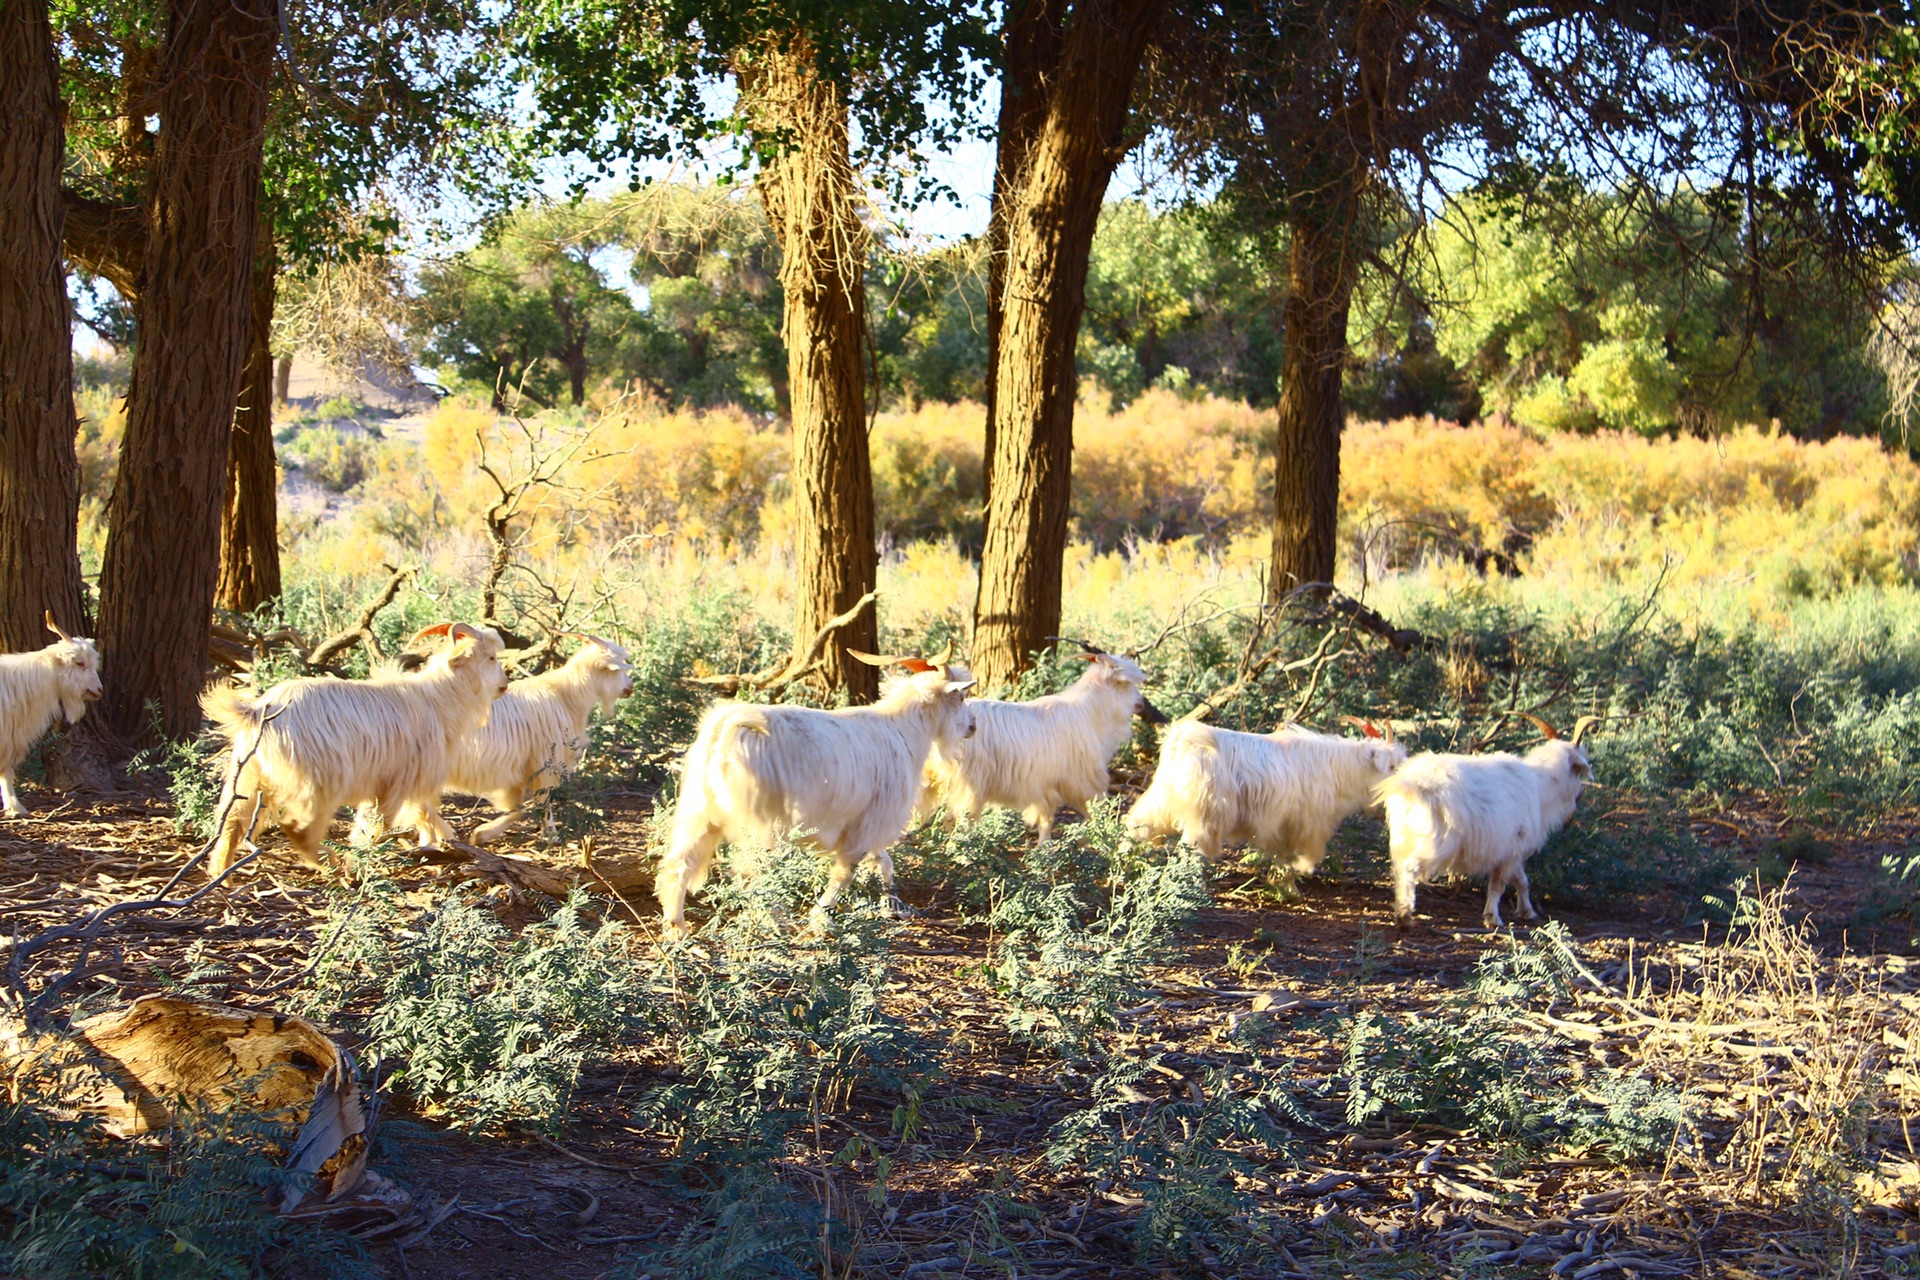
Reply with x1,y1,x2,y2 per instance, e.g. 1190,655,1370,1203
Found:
884,895,915,919
660,922,690,945
806,906,834,933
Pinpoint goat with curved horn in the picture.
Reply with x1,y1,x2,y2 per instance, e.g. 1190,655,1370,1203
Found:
43,611,71,643
1569,715,1605,746
1515,712,1560,741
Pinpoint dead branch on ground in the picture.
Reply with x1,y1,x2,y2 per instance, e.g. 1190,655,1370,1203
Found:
691,591,879,696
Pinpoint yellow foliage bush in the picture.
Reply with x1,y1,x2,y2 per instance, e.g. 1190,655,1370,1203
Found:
294,388,1920,626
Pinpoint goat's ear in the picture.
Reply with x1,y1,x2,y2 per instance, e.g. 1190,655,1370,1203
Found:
944,678,976,694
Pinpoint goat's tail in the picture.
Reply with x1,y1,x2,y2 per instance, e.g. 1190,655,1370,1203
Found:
201,683,264,744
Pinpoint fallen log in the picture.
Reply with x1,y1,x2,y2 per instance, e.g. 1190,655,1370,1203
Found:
2,994,372,1212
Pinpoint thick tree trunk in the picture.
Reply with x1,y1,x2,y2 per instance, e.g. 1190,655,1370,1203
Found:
972,0,1163,690
1268,203,1360,601
978,0,1067,522
0,0,86,648
744,39,880,703
216,241,281,614
95,0,278,743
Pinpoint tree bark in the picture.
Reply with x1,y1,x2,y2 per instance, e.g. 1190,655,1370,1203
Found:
1268,198,1360,601
273,354,291,405
972,0,1164,690
95,0,278,743
216,240,281,614
0,0,86,649
743,38,880,703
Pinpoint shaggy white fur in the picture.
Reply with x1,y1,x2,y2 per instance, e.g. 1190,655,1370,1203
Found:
1374,740,1591,929
0,616,102,816
656,664,977,939
440,637,634,843
1126,721,1405,869
202,624,508,876
922,652,1161,840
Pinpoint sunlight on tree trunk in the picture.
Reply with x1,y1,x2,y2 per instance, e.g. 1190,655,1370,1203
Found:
744,37,881,703
0,0,85,647
973,0,1164,690
1269,199,1360,600
217,239,282,614
96,0,278,744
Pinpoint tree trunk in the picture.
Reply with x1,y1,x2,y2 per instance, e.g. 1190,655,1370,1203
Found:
95,0,278,744
978,0,1067,523
743,38,880,703
972,0,1164,690
216,240,281,614
0,0,86,649
273,354,291,405
1268,201,1360,601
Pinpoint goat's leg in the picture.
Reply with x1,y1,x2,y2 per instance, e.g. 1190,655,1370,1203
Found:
208,765,260,878
1390,839,1422,928
809,850,862,930
350,799,391,847
875,849,912,917
1182,824,1224,863
472,786,527,845
1482,865,1510,930
656,823,722,943
0,772,25,818
409,799,456,851
1511,862,1540,922
1287,819,1335,875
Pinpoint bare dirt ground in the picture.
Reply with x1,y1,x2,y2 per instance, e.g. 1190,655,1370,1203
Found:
5,777,1917,1279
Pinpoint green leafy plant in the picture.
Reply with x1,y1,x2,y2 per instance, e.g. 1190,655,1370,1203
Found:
302,887,638,1134
987,802,1211,1058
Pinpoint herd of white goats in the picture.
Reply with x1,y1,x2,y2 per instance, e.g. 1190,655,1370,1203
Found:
0,614,1595,939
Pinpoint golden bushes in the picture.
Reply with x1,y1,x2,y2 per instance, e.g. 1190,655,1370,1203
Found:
284,389,1920,612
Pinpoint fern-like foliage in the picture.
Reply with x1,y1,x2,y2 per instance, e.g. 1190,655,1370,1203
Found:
988,801,1211,1058
1047,1055,1298,1270
301,886,638,1134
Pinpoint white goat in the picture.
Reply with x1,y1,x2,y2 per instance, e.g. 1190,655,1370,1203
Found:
1374,724,1593,929
202,623,508,877
0,613,103,816
1126,721,1406,869
922,645,1165,840
440,636,634,843
656,658,977,940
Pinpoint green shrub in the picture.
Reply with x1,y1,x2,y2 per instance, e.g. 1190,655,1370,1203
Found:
1341,928,1687,1162
130,730,224,843
639,843,932,1162
989,801,1211,1058
301,887,638,1134
1047,1055,1298,1270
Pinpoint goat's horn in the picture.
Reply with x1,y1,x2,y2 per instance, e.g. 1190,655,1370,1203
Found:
928,638,953,667
407,623,454,646
1516,712,1560,740
1570,714,1603,746
846,648,908,667
44,610,70,642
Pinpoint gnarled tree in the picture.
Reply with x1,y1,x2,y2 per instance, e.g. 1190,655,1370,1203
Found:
93,0,280,741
